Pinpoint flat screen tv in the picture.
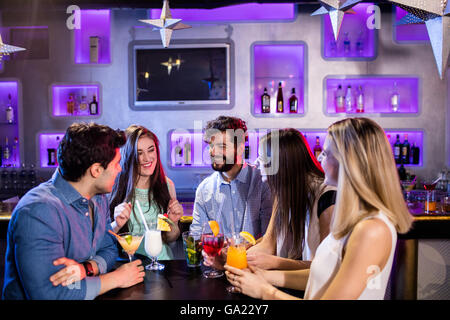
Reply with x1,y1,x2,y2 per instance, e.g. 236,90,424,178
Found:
130,41,233,109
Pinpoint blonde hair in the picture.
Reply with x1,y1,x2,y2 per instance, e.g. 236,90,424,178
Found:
327,118,413,239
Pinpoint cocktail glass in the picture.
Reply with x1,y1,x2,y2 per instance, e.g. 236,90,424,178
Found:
144,221,165,271
225,233,248,293
182,231,203,267
422,178,438,214
117,232,144,262
201,222,224,278
401,180,416,209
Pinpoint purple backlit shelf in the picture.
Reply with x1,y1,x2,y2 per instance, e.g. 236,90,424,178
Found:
324,76,420,115
74,9,111,64
394,7,429,43
50,83,101,117
251,42,306,117
149,3,295,22
38,132,64,168
0,80,21,168
323,3,377,60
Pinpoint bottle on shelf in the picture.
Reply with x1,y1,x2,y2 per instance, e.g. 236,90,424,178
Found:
244,135,250,160
67,93,75,115
343,32,351,56
356,85,364,113
276,82,284,113
313,136,322,159
335,84,345,113
4,136,10,161
356,31,364,56
329,39,337,56
393,134,402,164
261,88,270,114
90,36,100,64
398,161,407,180
55,136,60,165
401,134,410,165
79,95,88,115
174,138,183,166
184,137,192,166
411,142,420,165
345,85,353,112
47,147,56,166
289,88,298,113
13,137,18,167
6,93,14,124
390,82,400,112
89,95,98,115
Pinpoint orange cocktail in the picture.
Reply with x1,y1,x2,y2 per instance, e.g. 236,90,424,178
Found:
226,245,247,269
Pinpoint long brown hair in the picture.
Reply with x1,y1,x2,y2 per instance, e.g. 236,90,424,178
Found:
261,128,325,259
109,125,171,233
327,118,412,238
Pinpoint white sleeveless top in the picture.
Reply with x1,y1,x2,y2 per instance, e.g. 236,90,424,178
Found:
304,212,397,300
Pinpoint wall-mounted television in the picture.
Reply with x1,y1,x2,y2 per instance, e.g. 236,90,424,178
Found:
129,40,233,110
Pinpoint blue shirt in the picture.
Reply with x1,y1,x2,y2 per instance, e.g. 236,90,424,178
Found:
190,162,272,238
2,170,118,300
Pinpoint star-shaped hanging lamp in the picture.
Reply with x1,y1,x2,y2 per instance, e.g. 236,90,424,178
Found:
391,0,450,79
139,0,191,48
0,34,26,61
311,0,363,41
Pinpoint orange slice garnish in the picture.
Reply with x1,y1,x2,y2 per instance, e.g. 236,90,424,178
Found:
208,220,220,237
240,231,256,245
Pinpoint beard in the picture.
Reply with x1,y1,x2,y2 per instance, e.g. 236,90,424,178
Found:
211,154,237,172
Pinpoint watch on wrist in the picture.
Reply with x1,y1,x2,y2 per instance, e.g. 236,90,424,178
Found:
83,261,95,277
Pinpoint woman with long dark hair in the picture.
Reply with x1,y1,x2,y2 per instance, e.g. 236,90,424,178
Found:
109,125,183,260
245,128,336,270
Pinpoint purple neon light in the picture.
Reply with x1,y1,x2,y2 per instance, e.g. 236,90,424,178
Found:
74,10,111,64
323,3,376,59
253,44,305,115
0,81,20,167
52,84,100,117
39,133,64,168
325,77,419,114
395,7,429,42
149,3,295,22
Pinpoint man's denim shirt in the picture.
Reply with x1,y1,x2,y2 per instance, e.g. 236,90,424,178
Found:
2,170,118,300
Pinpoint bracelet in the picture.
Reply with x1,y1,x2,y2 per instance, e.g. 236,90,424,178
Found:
83,261,95,277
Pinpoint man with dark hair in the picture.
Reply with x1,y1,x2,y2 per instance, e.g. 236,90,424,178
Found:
190,116,272,243
2,123,145,300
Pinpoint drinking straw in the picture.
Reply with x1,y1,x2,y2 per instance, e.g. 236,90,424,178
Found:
108,229,122,240
135,199,150,232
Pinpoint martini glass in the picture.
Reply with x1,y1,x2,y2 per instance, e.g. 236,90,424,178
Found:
117,232,144,262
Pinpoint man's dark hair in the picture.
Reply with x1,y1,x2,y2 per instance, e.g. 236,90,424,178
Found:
203,115,247,144
57,122,126,182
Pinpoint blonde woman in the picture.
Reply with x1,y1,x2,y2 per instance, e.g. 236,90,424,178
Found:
224,118,413,300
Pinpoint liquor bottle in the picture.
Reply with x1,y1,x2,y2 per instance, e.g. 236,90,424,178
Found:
289,88,298,113
276,82,284,113
356,85,364,113
401,134,410,165
89,36,99,63
356,31,364,56
4,137,10,161
313,136,322,159
244,135,250,160
47,147,56,166
79,96,88,115
398,162,407,180
174,138,183,166
411,142,420,165
335,85,345,113
55,136,60,165
67,93,75,115
345,85,353,112
6,93,14,123
184,137,191,166
13,137,18,167
390,82,400,112
261,88,270,114
89,95,98,115
394,134,401,164
343,32,351,55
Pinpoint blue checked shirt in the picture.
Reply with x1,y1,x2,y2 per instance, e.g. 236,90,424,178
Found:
190,162,273,239
2,170,118,300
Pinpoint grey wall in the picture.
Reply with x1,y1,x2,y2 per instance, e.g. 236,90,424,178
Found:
1,5,449,195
